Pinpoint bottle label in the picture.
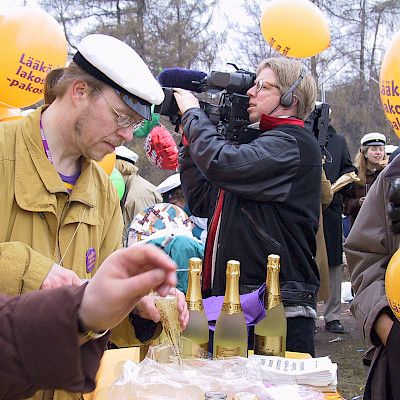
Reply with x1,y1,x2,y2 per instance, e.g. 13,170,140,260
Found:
221,302,243,314
185,341,209,357
254,335,284,357
186,299,204,311
215,345,241,358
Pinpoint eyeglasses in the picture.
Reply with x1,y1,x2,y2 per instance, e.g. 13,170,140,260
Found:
96,88,144,129
255,79,280,94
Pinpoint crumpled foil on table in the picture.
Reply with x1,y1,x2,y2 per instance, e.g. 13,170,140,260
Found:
107,344,325,400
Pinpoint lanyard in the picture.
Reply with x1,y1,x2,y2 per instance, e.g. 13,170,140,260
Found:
39,115,54,164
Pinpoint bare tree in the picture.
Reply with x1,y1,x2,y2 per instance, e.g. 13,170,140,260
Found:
39,0,225,72
233,0,400,156
322,0,400,86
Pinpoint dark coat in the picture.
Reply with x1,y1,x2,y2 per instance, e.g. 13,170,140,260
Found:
179,109,322,309
0,284,108,400
345,155,400,400
322,126,356,267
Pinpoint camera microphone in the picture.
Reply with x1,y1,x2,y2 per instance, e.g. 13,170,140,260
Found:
158,67,207,92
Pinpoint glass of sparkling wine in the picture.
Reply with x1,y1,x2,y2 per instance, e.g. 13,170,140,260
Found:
154,292,183,361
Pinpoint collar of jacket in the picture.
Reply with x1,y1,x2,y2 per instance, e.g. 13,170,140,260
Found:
15,106,98,215
115,158,138,179
259,114,304,131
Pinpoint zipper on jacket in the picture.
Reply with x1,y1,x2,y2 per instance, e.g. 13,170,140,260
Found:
240,206,281,249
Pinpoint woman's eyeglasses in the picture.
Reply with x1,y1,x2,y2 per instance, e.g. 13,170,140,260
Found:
255,79,280,94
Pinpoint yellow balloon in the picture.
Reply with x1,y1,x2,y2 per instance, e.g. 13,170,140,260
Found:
0,105,22,122
385,248,400,321
0,7,68,108
96,152,116,176
260,0,330,58
380,32,400,139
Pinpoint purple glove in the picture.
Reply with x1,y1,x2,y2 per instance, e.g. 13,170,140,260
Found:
203,284,266,331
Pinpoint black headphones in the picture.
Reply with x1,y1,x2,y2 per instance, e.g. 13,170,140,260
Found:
280,68,307,108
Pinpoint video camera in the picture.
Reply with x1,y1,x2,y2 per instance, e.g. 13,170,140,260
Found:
156,67,331,147
304,101,331,150
154,66,257,142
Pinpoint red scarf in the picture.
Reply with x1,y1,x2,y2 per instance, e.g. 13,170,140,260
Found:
202,190,225,292
259,114,304,131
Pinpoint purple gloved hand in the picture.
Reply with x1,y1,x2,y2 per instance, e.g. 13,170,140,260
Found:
203,284,266,331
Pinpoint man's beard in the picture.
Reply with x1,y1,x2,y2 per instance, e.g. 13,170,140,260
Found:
73,112,102,161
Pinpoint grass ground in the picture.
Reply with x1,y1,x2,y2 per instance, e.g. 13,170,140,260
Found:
315,265,367,400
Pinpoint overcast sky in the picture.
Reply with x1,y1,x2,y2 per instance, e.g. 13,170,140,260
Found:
0,0,258,71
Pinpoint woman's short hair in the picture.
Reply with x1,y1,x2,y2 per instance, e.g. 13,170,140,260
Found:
257,57,317,120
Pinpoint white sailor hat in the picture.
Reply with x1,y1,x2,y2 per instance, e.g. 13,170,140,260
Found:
385,144,398,155
157,173,181,194
73,34,164,120
115,146,138,164
360,132,386,146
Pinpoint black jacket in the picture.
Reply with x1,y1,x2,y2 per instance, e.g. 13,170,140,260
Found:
179,108,322,309
322,126,355,266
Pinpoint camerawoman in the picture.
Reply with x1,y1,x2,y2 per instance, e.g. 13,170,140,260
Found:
174,57,322,357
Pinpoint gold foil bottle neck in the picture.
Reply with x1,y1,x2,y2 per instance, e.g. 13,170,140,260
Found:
189,257,203,274
266,254,282,310
222,260,242,314
186,257,204,311
267,254,280,272
226,259,240,276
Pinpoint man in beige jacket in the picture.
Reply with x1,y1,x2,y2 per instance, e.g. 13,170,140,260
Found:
0,34,187,400
115,145,162,244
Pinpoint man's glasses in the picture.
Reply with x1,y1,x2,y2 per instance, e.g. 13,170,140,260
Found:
255,79,280,94
96,88,144,130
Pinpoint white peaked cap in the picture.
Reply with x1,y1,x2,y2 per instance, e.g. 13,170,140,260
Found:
157,173,181,194
115,146,138,164
360,132,386,146
385,145,398,155
73,34,164,120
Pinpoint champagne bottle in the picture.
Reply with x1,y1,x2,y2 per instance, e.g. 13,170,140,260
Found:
213,260,248,359
254,254,287,357
182,257,209,357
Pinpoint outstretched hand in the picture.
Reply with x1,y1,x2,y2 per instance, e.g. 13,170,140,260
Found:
78,244,177,333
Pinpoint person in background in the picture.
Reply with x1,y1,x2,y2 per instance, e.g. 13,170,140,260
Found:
176,57,321,356
126,203,204,293
345,154,400,400
1,243,182,400
386,144,399,163
344,132,387,226
115,145,162,243
322,122,356,334
157,173,186,209
315,168,333,302
0,33,188,400
157,173,208,244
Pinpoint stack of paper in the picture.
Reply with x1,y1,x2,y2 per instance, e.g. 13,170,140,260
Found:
250,355,338,392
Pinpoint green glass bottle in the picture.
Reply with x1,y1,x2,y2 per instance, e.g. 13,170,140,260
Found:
213,260,248,359
254,254,287,357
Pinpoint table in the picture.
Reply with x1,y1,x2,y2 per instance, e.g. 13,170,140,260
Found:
83,347,343,400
